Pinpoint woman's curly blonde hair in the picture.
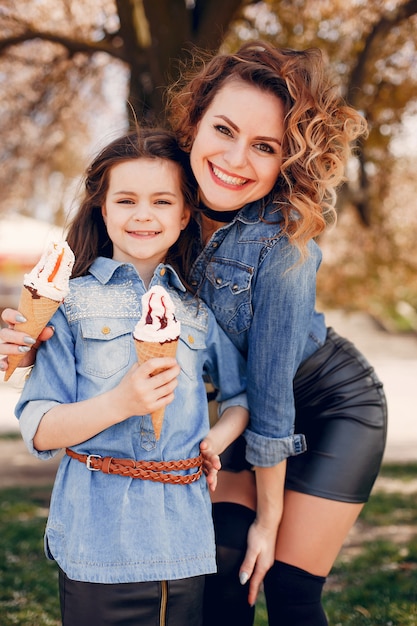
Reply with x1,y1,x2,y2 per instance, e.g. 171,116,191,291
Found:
167,40,368,255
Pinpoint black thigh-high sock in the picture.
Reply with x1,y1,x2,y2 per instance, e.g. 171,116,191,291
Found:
263,560,328,626
203,502,256,626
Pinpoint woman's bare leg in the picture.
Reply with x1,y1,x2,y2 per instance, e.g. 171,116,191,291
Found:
263,489,364,625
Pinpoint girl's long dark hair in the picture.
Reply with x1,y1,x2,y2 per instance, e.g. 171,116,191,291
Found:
66,128,198,280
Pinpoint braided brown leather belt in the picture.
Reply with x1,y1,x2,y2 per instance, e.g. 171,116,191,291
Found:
66,448,203,484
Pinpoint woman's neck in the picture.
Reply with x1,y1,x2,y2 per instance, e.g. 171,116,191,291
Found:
199,204,242,245
200,214,227,245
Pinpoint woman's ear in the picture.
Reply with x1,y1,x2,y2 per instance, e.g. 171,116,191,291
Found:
101,205,107,224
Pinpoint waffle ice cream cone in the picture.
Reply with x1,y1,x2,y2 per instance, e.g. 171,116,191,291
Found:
133,286,180,440
4,288,61,381
4,240,74,382
134,337,179,439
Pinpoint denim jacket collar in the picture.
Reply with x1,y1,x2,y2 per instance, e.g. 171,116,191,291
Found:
89,257,187,293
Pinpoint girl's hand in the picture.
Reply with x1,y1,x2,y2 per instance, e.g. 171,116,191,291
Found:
239,519,277,607
0,308,54,371
200,437,222,492
116,357,180,419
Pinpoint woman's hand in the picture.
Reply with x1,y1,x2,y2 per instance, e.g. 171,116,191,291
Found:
238,461,287,605
238,517,278,606
0,308,54,371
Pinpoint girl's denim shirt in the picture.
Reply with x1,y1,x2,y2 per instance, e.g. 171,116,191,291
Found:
16,258,247,584
189,200,327,468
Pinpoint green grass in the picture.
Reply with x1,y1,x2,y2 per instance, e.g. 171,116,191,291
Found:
1,466,416,625
0,486,60,625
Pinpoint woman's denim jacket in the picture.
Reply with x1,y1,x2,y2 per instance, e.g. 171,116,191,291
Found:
189,200,327,467
16,258,247,584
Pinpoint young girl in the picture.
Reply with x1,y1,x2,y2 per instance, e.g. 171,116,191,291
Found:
14,128,249,626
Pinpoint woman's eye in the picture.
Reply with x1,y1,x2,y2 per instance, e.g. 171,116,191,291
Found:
214,124,233,137
254,143,275,154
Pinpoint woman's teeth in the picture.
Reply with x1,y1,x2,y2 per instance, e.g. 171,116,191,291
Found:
212,164,247,186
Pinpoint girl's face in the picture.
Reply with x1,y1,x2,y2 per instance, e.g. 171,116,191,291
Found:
102,159,190,279
190,80,285,213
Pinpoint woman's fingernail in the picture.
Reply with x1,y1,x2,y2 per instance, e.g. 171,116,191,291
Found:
239,572,249,585
18,346,31,353
24,337,36,345
16,314,27,323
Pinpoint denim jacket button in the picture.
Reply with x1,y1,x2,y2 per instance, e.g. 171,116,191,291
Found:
216,278,222,285
160,268,166,276
188,335,195,344
101,326,111,335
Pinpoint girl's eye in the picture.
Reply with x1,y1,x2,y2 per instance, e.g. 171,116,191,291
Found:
214,124,233,137
117,198,135,205
154,199,172,205
254,142,276,154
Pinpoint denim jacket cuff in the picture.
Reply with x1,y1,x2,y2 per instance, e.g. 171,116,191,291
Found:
244,429,307,467
19,400,61,460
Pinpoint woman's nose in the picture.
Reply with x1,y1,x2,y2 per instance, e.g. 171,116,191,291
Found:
223,141,248,169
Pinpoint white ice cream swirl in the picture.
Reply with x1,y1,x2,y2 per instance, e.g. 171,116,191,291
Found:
134,286,180,343
24,240,75,301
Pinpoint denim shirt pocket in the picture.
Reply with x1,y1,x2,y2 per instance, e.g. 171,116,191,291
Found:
80,318,133,378
205,259,253,334
177,323,206,380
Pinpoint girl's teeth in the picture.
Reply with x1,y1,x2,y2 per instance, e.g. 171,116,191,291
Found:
212,165,247,186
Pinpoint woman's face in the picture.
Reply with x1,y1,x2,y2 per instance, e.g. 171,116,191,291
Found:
190,80,285,213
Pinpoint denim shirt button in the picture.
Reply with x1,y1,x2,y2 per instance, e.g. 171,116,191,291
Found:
232,284,238,292
216,278,222,285
188,334,195,344
212,242,219,248
101,326,111,335
160,268,166,276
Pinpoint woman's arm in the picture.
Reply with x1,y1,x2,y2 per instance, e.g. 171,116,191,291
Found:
240,461,287,605
33,357,180,451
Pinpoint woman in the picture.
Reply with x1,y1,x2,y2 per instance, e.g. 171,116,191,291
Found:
1,41,387,626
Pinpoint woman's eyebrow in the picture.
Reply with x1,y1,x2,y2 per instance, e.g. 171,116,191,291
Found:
214,115,282,145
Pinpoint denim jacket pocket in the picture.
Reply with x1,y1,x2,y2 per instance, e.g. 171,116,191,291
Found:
205,259,253,334
177,323,206,380
80,318,133,378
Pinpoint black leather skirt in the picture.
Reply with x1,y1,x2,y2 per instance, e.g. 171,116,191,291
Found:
220,327,387,503
59,569,205,626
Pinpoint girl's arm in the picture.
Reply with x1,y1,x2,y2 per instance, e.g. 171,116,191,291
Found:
200,405,249,491
33,358,180,451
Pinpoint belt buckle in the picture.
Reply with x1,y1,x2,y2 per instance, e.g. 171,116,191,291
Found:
86,454,101,471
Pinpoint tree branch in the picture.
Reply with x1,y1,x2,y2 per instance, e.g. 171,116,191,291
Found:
0,28,129,62
347,0,417,106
